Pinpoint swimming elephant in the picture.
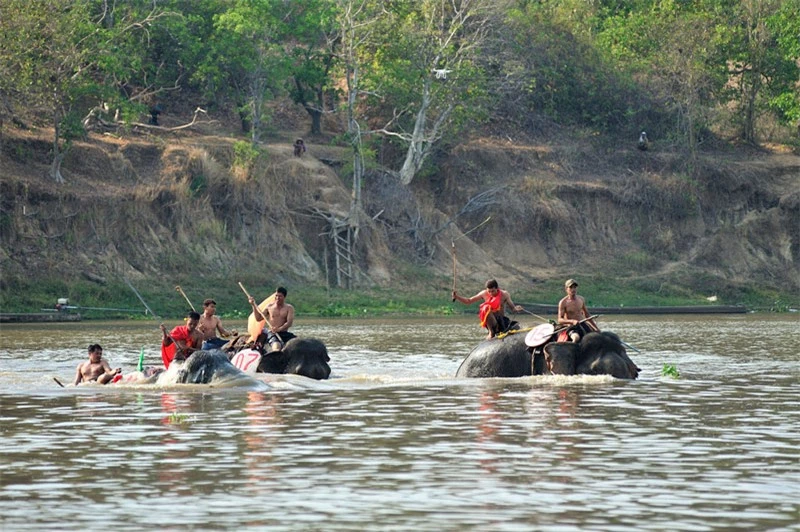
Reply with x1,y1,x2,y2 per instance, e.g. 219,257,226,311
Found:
162,350,254,385
256,338,331,380
455,331,639,379
113,350,257,386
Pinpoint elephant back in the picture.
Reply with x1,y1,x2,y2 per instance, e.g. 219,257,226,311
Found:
455,332,531,378
173,350,245,384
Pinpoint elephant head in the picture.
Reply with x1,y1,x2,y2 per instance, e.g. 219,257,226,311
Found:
256,338,331,380
543,342,576,375
544,332,639,379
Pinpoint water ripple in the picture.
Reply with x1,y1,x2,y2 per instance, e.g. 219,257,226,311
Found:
1,316,799,529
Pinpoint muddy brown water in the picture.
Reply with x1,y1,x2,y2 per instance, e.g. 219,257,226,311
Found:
1,314,798,530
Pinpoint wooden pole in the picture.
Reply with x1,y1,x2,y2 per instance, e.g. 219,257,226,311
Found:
175,285,196,312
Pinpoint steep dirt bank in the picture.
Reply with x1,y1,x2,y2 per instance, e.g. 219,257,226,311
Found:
1,119,798,308
11,137,389,282
415,133,800,299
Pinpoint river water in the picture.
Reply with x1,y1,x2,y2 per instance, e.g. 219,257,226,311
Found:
0,314,798,531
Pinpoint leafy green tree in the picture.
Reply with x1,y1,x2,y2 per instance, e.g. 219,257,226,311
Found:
656,10,719,166
492,0,648,134
205,0,291,142
82,0,194,125
767,0,800,134
593,0,725,159
284,0,340,136
0,0,186,181
715,0,800,143
0,0,103,182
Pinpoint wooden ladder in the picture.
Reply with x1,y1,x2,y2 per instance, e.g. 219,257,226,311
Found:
332,221,353,289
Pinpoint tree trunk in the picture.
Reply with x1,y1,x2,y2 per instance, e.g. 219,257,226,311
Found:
294,78,324,136
50,151,66,184
249,71,269,144
239,106,251,134
249,89,262,144
741,74,761,144
399,79,432,186
347,65,362,239
398,78,453,186
310,86,326,135
308,106,322,136
50,111,65,184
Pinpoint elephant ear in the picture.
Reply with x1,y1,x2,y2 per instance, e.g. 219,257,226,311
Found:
543,342,578,375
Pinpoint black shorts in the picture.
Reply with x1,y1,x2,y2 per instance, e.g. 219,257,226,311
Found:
492,316,519,334
265,330,296,346
566,322,593,339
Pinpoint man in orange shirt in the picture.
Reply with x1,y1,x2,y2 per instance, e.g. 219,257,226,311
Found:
160,311,203,368
453,279,522,339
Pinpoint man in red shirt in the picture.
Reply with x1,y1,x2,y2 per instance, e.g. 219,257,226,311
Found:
160,311,203,368
453,279,523,339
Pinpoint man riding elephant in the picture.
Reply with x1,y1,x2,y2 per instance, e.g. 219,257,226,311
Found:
248,287,296,352
453,279,523,339
557,279,599,343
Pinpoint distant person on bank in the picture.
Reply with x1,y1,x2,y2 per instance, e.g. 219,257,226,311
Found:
197,298,237,350
557,279,599,342
293,138,306,157
248,286,296,352
73,344,121,385
453,279,523,339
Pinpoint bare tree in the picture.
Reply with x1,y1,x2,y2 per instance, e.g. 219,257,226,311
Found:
335,0,382,238
650,14,716,172
377,0,500,186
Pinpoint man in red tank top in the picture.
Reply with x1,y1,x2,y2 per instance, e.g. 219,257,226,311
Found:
453,279,523,339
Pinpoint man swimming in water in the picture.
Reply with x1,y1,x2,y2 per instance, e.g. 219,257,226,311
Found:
73,344,121,385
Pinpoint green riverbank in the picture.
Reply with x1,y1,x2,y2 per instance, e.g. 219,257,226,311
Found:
1,274,794,321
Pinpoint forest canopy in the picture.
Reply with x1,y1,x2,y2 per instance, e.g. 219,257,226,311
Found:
1,0,798,184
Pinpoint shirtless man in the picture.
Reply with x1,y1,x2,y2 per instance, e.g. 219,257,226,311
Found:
73,344,121,385
160,311,203,361
557,279,599,342
453,279,523,339
197,298,237,350
248,286,296,352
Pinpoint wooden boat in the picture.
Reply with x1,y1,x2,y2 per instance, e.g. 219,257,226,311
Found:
517,303,747,315
0,312,82,323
